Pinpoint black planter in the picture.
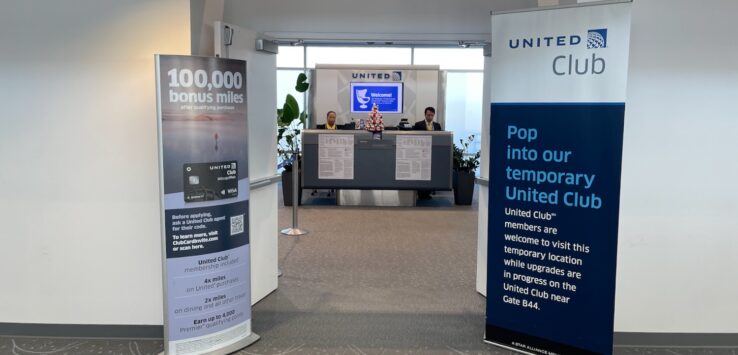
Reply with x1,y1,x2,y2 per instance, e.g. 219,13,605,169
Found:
453,170,475,205
281,169,303,206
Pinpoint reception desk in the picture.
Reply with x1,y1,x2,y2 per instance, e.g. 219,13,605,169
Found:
302,130,453,199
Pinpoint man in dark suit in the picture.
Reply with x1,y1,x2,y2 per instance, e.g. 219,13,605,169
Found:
413,106,442,131
413,107,441,200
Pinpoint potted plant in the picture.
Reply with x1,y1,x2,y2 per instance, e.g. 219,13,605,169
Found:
277,73,309,206
453,134,480,205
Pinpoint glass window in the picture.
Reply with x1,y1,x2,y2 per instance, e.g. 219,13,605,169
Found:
276,69,307,172
307,46,412,68
276,46,304,68
444,72,484,174
414,48,484,70
277,69,306,111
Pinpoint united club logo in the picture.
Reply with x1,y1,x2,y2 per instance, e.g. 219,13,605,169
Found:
508,28,609,50
587,28,607,49
351,71,403,81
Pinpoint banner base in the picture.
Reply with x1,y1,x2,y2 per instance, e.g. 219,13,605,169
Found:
214,332,260,355
159,332,260,355
281,227,308,236
483,340,536,355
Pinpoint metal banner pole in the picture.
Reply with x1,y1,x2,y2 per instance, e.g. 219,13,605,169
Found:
281,150,308,236
292,155,299,227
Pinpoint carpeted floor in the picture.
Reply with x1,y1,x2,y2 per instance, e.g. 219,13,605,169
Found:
241,190,493,354
2,189,737,354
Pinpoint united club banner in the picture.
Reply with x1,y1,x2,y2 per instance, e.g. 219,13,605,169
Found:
156,55,259,354
486,2,631,354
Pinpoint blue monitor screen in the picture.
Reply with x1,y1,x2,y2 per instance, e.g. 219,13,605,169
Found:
350,82,403,113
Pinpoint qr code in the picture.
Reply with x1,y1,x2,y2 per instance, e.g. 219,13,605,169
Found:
230,214,244,235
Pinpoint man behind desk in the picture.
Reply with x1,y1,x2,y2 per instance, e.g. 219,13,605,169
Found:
413,107,441,200
413,107,442,131
317,110,339,129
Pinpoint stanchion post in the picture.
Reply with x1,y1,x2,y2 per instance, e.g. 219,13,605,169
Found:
281,150,308,236
291,155,299,227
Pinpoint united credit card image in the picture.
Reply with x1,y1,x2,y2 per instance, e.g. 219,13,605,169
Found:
183,161,238,202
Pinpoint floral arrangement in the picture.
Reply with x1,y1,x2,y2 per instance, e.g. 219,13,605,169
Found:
365,103,384,133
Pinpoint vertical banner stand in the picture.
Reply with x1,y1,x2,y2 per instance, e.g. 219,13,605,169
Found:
485,1,632,355
156,55,259,355
281,151,308,236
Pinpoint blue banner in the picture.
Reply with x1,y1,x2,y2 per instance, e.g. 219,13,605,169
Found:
486,103,624,354
486,3,632,355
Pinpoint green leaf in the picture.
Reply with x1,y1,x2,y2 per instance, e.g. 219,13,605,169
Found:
299,111,307,126
280,94,299,125
285,94,299,117
295,73,309,92
280,107,293,126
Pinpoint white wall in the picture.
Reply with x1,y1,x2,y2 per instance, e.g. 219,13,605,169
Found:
614,0,738,333
0,0,190,325
2,0,735,334
476,56,492,295
223,0,538,42
477,0,738,333
190,0,225,56
214,22,280,305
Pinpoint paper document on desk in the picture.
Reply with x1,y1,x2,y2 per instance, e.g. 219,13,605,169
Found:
395,135,432,181
319,134,354,179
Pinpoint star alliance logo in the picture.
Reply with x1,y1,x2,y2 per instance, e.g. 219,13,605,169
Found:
587,28,607,49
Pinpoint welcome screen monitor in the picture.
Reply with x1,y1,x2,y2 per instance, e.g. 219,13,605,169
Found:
350,82,404,114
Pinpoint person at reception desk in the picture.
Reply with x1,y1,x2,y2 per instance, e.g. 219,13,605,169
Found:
413,106,442,200
313,111,340,197
413,107,442,131
317,110,339,130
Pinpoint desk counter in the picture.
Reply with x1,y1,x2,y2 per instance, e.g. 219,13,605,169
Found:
302,129,453,191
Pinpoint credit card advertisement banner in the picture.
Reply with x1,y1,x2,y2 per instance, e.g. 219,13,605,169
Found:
486,3,631,355
156,55,253,355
